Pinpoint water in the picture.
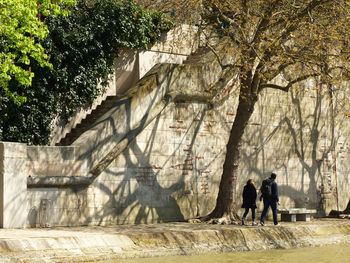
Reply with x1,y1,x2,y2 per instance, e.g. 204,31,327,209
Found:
113,243,350,263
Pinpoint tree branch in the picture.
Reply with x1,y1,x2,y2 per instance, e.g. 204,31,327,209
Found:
266,0,332,32
250,0,281,45
260,83,290,92
211,3,247,45
260,73,320,92
206,44,240,70
260,0,333,65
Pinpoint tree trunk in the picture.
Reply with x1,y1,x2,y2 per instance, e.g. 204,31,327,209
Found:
209,89,258,221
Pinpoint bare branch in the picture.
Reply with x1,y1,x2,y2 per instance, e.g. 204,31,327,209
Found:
260,83,290,92
266,0,332,32
211,3,248,44
250,0,281,45
206,44,241,71
260,73,320,92
206,44,225,68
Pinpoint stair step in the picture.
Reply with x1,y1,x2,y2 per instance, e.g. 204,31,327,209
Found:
56,47,209,146
56,97,120,145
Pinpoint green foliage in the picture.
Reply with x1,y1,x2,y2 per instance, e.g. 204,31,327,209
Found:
0,0,76,103
0,0,174,145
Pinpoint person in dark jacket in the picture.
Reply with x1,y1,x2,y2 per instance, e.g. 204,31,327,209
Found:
241,179,258,226
260,172,280,226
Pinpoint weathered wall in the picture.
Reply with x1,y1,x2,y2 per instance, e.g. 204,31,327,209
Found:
77,78,350,225
0,142,27,228
84,99,234,224
237,81,350,217
50,24,197,146
1,62,349,228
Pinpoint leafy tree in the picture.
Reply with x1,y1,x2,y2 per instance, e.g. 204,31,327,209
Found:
0,0,173,145
0,0,76,103
139,0,350,223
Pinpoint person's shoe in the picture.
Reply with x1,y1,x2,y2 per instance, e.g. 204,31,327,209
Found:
274,223,281,226
252,222,258,226
242,219,245,225
260,221,265,226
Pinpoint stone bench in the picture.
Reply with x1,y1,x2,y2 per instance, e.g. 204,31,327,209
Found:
277,208,317,222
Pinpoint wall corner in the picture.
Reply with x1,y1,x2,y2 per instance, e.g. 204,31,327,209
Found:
0,142,27,228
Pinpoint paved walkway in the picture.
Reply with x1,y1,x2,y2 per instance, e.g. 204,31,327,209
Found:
0,219,350,262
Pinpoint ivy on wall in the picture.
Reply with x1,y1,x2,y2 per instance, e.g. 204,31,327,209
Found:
0,0,173,145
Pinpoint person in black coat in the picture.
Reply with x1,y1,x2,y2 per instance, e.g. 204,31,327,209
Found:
241,179,258,226
260,172,280,226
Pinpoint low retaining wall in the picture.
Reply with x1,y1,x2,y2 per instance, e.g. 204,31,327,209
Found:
0,220,349,262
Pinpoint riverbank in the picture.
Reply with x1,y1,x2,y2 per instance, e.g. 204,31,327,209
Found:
1,219,350,262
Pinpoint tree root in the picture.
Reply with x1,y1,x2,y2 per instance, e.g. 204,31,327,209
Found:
188,212,240,225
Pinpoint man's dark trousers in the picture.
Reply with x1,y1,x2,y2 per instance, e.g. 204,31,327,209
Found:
260,197,278,225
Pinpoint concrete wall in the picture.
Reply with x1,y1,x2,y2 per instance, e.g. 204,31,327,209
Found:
0,143,27,228
115,24,198,95
236,82,339,216
1,62,349,228
50,25,197,146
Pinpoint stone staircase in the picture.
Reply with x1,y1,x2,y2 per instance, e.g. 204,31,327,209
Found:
56,95,122,146
55,47,213,146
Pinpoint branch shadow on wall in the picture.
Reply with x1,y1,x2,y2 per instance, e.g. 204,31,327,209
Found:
239,86,338,215
88,109,208,224
80,66,213,225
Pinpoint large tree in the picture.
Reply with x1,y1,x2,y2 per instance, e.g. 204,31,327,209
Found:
139,0,350,223
0,0,76,103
